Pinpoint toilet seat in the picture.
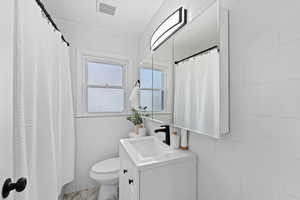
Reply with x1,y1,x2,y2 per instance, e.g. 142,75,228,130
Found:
92,157,120,174
90,157,120,185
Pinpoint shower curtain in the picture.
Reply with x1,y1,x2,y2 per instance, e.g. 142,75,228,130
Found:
14,0,75,200
174,49,220,137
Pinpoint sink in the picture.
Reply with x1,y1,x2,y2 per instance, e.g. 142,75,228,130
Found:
129,136,172,159
120,136,194,169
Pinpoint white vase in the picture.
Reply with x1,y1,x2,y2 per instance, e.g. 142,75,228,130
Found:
134,124,143,134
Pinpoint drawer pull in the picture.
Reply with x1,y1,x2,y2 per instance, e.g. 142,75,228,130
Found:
123,169,128,174
128,179,134,185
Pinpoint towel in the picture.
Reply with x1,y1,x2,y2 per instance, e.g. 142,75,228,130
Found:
129,86,140,109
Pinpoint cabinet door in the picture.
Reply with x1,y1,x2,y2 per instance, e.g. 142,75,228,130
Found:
119,169,130,200
119,146,139,200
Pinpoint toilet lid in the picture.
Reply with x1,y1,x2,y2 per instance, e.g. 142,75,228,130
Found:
92,157,120,174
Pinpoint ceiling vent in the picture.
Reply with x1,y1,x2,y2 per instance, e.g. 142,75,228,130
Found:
97,2,116,16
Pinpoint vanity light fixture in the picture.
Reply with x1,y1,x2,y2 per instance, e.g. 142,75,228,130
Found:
150,7,187,51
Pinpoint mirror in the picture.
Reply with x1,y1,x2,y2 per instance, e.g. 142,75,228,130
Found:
139,40,173,123
141,0,229,138
151,40,174,124
173,2,229,138
139,55,153,116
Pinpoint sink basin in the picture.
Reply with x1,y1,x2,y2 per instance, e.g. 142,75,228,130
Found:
129,136,172,159
120,136,194,169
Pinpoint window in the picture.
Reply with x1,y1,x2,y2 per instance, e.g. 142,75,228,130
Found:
86,60,125,113
139,68,165,112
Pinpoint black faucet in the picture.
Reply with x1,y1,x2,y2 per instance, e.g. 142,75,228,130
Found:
154,125,170,145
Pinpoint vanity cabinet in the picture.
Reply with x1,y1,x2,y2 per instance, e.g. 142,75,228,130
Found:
119,144,196,200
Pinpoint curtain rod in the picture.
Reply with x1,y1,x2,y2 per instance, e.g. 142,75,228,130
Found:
35,0,70,46
174,45,219,64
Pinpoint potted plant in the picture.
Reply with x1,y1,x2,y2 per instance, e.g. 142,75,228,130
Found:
127,108,147,135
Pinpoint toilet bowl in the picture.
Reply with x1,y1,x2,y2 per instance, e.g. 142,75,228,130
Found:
90,157,120,200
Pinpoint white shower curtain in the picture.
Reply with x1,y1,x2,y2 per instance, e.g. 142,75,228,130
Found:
174,49,220,137
14,0,75,200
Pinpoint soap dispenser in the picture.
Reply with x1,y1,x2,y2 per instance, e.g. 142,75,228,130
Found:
180,129,189,150
170,128,180,149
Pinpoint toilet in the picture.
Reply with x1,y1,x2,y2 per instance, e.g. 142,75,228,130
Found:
90,157,120,200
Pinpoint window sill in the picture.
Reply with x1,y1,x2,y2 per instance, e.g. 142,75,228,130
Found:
152,112,172,115
75,113,130,119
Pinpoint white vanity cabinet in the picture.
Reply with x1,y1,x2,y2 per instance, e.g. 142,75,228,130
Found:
119,137,197,200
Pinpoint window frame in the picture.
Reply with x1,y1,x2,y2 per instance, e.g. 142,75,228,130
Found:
82,55,127,115
139,66,166,113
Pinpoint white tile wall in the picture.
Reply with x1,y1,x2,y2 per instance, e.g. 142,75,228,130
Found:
71,117,132,191
59,20,139,193
141,0,300,199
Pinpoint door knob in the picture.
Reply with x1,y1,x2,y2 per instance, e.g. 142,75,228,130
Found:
2,177,27,198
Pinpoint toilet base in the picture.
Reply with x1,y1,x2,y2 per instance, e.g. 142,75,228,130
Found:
98,184,118,200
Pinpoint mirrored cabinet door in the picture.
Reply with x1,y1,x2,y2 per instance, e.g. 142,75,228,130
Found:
139,57,153,118
172,1,229,138
151,40,174,124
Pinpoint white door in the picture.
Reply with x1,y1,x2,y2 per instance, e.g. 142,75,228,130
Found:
0,0,15,199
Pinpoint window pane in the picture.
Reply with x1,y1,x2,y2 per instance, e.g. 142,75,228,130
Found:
153,70,163,89
140,68,164,89
140,68,152,88
153,90,164,112
88,62,123,86
140,90,164,112
88,88,124,112
140,90,152,111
